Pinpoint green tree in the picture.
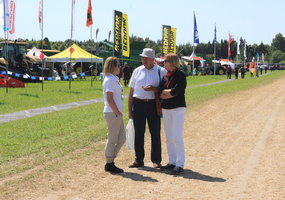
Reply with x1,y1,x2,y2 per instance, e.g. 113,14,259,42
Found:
270,50,285,63
271,33,285,52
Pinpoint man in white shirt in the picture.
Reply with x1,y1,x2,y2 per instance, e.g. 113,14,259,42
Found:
128,48,166,168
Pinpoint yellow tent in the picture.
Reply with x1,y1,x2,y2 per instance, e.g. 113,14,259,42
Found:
45,44,103,63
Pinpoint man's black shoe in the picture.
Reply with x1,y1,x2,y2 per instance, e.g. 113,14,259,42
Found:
105,162,124,173
160,164,175,170
153,162,162,168
129,162,144,168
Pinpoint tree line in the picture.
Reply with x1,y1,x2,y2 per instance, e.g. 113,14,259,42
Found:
1,32,285,65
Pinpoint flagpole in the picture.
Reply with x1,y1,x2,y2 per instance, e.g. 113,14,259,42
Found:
90,25,93,87
71,0,74,40
214,23,216,76
41,0,44,91
192,45,195,78
3,1,8,94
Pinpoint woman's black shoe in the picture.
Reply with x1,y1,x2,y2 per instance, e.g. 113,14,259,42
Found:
105,162,124,173
171,166,184,174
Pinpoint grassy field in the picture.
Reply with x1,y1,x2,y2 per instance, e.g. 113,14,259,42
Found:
0,71,285,178
0,75,227,115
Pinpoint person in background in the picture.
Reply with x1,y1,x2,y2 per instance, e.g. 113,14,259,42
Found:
234,65,239,79
122,62,131,87
226,66,232,79
240,65,246,79
128,48,166,168
159,53,187,174
102,57,126,174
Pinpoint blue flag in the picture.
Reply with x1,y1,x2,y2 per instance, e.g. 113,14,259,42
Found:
194,13,199,44
256,53,260,62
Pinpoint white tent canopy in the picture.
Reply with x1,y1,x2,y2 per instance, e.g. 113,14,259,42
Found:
27,47,47,58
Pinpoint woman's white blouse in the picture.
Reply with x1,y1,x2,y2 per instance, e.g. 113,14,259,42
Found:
103,74,123,113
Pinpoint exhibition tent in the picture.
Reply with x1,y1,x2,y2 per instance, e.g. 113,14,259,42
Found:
45,44,103,63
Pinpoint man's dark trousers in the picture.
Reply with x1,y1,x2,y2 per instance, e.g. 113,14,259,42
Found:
132,99,161,164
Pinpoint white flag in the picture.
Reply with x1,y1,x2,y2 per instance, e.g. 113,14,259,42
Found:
71,0,76,39
244,42,247,60
8,0,16,40
38,0,42,31
0,0,10,31
237,37,240,55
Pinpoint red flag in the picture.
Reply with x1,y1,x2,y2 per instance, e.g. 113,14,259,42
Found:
86,0,93,27
228,33,233,58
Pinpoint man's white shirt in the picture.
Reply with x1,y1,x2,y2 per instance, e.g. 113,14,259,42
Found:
129,65,166,99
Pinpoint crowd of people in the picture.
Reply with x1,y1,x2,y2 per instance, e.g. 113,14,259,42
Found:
102,48,187,174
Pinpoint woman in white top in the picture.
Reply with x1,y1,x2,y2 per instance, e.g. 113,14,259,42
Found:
103,57,126,173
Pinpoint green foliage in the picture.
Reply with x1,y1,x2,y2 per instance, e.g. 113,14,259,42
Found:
270,50,285,63
271,33,285,52
1,32,285,65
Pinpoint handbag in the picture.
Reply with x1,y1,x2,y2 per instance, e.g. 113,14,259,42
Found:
126,119,135,149
155,93,162,117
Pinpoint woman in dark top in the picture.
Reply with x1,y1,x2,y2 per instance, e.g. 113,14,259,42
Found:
159,53,187,174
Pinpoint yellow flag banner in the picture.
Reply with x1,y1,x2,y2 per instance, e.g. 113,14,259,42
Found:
170,28,177,54
122,14,130,57
162,25,171,55
114,10,122,57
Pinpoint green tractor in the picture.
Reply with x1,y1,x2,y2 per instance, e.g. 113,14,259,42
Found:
0,41,44,77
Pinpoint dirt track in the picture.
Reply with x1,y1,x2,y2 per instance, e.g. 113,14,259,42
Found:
1,76,285,200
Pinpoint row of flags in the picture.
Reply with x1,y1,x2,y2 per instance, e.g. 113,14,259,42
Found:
1,1,265,62
0,0,94,40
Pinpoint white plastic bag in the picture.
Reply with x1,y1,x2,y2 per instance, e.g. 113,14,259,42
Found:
126,119,135,149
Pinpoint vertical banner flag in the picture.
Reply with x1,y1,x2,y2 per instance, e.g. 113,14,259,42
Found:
108,30,111,41
71,0,76,39
193,13,199,45
122,13,130,57
38,0,42,30
0,0,10,31
237,37,240,55
86,0,93,27
261,53,265,63
162,26,177,54
170,27,176,54
256,52,260,62
113,10,122,57
228,33,233,58
214,24,217,44
244,41,247,61
95,28,99,40
8,0,16,40
162,25,171,55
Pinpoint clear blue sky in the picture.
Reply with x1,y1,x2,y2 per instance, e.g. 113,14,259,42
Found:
2,0,285,45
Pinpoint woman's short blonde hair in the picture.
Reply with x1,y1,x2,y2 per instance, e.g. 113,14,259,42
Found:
103,57,119,75
164,53,180,68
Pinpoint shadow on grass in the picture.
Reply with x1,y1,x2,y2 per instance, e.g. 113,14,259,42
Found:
162,168,226,182
115,171,158,182
17,93,39,98
59,90,81,94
